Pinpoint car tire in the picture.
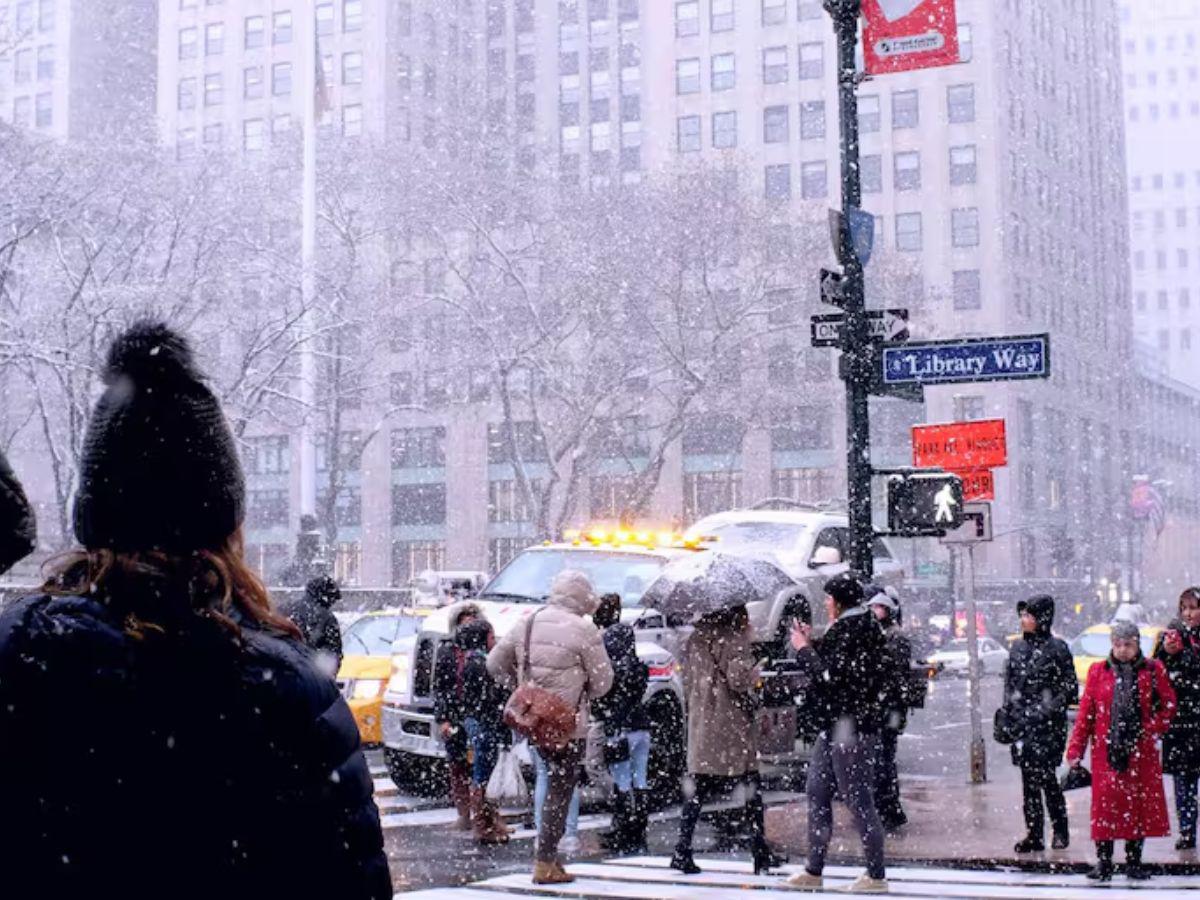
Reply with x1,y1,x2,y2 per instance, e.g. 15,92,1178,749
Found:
646,696,685,809
384,747,447,797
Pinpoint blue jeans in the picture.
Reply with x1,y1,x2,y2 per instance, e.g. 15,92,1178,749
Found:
1176,773,1200,837
609,730,651,793
530,745,580,837
463,718,501,788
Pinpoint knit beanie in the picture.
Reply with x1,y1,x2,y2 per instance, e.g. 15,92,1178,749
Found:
824,572,865,611
72,321,245,553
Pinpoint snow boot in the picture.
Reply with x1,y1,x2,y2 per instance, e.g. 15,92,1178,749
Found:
628,788,652,853
1125,840,1151,880
1088,841,1114,882
532,861,574,885
1013,834,1045,853
449,761,473,831
471,787,509,846
669,849,701,875
599,791,633,851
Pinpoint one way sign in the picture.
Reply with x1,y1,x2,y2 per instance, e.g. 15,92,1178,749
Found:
811,309,910,348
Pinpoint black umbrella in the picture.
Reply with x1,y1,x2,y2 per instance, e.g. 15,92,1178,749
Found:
640,551,797,623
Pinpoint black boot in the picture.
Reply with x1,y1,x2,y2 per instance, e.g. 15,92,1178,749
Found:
600,792,632,851
626,789,650,854
1051,828,1070,850
1177,830,1197,851
1014,834,1045,853
670,849,701,875
1088,841,1114,882
1126,840,1151,880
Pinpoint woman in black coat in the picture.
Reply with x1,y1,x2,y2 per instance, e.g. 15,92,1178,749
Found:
0,323,391,900
1153,586,1200,849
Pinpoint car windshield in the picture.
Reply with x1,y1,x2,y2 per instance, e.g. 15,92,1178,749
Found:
1072,631,1156,658
695,522,808,552
484,550,669,608
343,615,419,656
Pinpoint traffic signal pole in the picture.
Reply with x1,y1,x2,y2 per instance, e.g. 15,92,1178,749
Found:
827,0,875,578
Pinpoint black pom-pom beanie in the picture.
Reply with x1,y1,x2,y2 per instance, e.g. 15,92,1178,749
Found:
72,321,246,552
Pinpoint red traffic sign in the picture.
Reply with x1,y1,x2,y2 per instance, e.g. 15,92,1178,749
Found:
952,468,995,502
912,419,1007,470
863,0,961,76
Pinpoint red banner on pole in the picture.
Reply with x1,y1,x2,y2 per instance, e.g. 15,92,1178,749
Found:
862,0,960,75
912,419,1007,471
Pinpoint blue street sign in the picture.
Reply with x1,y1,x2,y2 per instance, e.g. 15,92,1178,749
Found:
882,333,1051,385
848,208,875,267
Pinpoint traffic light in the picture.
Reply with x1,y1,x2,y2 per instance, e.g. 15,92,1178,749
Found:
887,472,965,536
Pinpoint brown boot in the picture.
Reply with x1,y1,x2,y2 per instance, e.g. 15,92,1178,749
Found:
471,788,508,845
532,861,575,884
482,795,511,845
449,762,472,831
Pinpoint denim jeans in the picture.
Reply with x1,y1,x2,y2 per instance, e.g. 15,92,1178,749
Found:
1176,773,1200,837
463,718,501,788
609,730,652,793
530,745,580,837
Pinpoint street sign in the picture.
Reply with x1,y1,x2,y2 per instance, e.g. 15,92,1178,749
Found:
882,334,1051,386
941,501,993,545
811,309,910,348
952,468,995,502
863,0,960,75
912,419,1007,470
820,268,847,307
887,471,965,536
828,208,876,267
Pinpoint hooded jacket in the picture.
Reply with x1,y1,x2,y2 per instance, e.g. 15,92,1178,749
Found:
487,570,614,741
1002,595,1077,768
280,576,344,671
0,449,35,576
592,622,651,735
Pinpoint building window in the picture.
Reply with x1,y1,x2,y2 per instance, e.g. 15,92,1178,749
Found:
895,212,922,251
958,22,973,62
858,94,880,132
800,100,825,139
205,22,223,56
772,468,832,504
343,51,363,85
762,0,786,25
892,90,918,128
676,57,700,93
247,490,289,529
797,1,822,20
37,0,53,32
894,150,920,191
317,3,334,35
772,407,833,450
861,154,882,193
342,104,362,136
391,541,445,587
344,0,363,31
711,52,735,91
179,27,198,60
948,83,975,123
1158,329,1170,351
391,483,446,526
1183,329,1193,350
763,46,788,84
798,42,823,79
711,0,734,31
244,66,263,99
34,92,51,127
244,14,265,49
272,62,291,96
713,110,737,148
11,97,31,127
763,104,789,143
952,207,980,247
801,160,827,199
489,538,534,573
243,118,264,151
952,270,982,310
765,163,791,200
178,77,197,110
677,114,701,152
488,479,542,523
316,487,362,531
35,44,53,80
204,72,222,106
675,0,698,37
683,471,743,524
272,10,292,44
487,422,548,464
950,145,976,185
391,427,445,469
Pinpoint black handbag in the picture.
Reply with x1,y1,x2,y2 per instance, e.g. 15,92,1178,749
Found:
1060,764,1092,792
993,706,1019,745
603,735,631,765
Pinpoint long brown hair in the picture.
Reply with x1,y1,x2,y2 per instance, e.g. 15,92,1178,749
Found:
42,528,301,642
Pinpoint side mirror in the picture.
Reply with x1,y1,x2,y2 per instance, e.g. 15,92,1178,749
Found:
809,546,843,568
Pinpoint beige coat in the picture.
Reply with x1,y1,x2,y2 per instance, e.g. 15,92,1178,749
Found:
487,570,614,741
683,621,759,777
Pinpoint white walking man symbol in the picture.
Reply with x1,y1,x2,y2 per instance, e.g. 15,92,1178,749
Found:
934,483,959,523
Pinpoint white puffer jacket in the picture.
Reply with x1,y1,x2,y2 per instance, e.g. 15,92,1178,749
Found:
487,570,614,740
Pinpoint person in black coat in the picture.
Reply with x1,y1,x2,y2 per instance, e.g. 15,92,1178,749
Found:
1153,586,1200,849
281,573,345,676
433,602,485,831
0,322,391,900
1000,594,1076,853
0,448,35,575
867,586,912,830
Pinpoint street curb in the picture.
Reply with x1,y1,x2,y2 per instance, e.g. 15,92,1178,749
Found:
826,852,1200,877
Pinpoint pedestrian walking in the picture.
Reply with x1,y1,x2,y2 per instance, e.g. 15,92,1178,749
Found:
1152,586,1200,850
785,573,889,895
281,573,345,677
433,601,485,832
671,604,782,877
1067,621,1177,881
592,593,652,854
0,448,35,576
487,570,613,886
998,595,1077,853
0,322,390,900
458,619,512,846
868,585,912,830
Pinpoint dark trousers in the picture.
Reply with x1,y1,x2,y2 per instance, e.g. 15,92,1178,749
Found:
806,732,886,881
675,773,765,856
1175,773,1199,837
874,729,904,823
1020,763,1068,840
535,740,584,863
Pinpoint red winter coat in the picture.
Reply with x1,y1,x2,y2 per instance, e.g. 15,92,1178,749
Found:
1067,656,1177,841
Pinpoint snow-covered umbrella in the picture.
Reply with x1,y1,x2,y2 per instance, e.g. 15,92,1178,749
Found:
640,551,797,623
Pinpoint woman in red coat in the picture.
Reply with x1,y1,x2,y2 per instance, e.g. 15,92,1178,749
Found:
1067,621,1176,881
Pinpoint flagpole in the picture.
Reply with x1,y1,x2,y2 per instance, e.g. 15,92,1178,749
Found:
298,0,318,524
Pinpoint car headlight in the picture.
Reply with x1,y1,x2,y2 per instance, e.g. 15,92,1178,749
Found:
353,679,385,700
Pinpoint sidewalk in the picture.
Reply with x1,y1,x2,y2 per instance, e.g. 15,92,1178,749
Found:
765,768,1200,874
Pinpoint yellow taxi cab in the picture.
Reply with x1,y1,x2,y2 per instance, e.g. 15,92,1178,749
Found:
1068,623,1164,688
337,611,419,745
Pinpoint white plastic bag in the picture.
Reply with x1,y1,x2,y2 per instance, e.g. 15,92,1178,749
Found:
486,749,530,807
511,738,532,767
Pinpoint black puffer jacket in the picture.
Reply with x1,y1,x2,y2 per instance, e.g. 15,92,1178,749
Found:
1001,595,1076,769
458,621,508,730
593,622,651,735
796,605,889,737
0,449,35,575
1153,624,1200,775
281,575,344,671
0,593,391,900
880,625,914,734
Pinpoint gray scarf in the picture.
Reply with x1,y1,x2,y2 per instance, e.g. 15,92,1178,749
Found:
1107,655,1143,773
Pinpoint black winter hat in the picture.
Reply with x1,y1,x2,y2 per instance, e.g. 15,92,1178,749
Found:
824,572,866,610
73,321,245,553
305,574,341,608
1018,594,1056,631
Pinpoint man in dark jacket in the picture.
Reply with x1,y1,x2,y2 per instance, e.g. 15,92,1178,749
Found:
1002,594,1076,852
281,573,344,676
787,573,889,894
0,448,35,576
867,586,912,830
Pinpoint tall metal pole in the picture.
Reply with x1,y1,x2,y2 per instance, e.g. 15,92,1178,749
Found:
963,542,987,783
827,0,874,578
298,0,317,522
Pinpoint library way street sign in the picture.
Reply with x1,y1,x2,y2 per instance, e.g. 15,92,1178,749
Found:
882,334,1050,386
